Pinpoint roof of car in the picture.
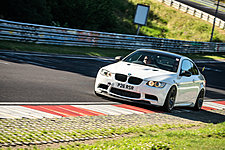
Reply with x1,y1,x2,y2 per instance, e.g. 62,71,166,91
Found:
136,49,184,59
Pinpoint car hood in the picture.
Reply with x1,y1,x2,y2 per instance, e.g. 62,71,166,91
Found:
103,61,177,81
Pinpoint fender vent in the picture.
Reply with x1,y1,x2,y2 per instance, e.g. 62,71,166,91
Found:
98,84,108,90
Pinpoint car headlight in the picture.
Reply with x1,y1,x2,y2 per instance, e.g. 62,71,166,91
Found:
100,69,112,77
146,81,166,88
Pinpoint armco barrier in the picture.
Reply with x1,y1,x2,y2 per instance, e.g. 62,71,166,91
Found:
158,0,225,30
0,19,224,53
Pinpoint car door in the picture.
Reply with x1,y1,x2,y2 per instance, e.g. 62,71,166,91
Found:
176,59,199,104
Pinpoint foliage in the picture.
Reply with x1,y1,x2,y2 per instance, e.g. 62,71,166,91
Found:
0,0,52,25
0,0,224,42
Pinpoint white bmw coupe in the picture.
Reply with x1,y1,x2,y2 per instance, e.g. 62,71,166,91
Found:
95,49,206,111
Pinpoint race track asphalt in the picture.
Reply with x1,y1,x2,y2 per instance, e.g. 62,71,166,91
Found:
0,50,224,104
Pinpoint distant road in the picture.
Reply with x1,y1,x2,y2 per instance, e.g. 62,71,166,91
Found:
176,0,225,21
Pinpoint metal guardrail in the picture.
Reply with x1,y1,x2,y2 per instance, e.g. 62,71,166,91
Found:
158,0,225,29
0,19,224,53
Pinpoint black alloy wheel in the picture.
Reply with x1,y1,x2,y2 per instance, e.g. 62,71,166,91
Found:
163,86,177,112
193,90,204,110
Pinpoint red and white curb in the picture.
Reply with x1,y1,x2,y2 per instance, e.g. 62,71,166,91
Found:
202,101,225,110
0,101,224,119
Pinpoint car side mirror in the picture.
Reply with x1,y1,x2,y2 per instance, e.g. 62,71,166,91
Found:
115,56,123,61
180,70,192,77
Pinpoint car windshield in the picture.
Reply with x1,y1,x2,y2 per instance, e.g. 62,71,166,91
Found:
123,50,180,73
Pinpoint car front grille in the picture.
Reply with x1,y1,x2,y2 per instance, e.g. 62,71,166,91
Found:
115,73,143,85
110,87,140,98
115,73,127,82
128,77,143,85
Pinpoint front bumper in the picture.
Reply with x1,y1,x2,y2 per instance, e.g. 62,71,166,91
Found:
94,73,171,106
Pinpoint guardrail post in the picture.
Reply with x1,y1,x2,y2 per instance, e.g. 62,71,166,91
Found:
170,0,173,6
186,7,189,13
220,21,225,29
200,12,203,19
193,9,196,16
178,3,181,10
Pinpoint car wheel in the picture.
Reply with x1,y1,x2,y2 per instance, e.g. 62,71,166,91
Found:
193,90,204,111
163,86,177,112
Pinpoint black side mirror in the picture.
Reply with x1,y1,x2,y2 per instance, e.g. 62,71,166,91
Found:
115,56,123,61
180,70,192,77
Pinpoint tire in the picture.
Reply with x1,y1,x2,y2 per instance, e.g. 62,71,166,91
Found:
193,90,204,111
163,86,177,112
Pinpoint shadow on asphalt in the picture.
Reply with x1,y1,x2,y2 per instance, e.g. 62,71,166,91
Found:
98,95,225,124
170,109,225,124
206,88,225,100
0,52,113,78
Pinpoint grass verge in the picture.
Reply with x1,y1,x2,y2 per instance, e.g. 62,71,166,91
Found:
0,40,131,58
52,122,225,150
4,122,224,150
1,40,225,60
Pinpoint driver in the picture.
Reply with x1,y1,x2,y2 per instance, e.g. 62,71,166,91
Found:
143,56,151,64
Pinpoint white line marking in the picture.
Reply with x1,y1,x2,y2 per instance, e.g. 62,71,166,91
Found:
206,87,225,95
203,102,225,110
203,67,223,72
72,105,120,115
0,51,114,62
15,106,61,118
73,105,143,115
0,106,61,119
0,61,8,64
0,112,17,119
0,102,120,105
100,105,143,115
204,99,225,102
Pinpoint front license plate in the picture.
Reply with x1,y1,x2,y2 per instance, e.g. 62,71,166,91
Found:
116,83,134,90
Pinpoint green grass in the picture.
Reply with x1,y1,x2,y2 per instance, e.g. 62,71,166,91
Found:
1,0,225,43
1,40,225,60
128,0,225,42
0,120,224,149
183,53,225,60
0,40,131,58
52,122,225,150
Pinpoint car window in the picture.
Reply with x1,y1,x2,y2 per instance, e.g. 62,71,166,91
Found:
155,55,179,72
191,63,199,75
123,51,180,73
181,60,199,75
